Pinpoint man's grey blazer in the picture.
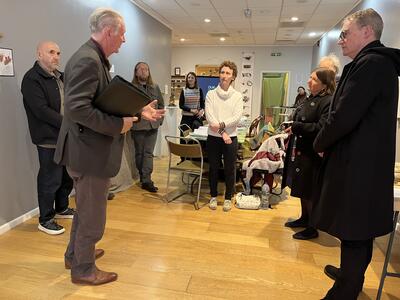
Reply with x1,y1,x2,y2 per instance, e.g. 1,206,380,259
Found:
54,39,124,178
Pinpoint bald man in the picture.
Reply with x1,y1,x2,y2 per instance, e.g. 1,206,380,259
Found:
21,41,74,235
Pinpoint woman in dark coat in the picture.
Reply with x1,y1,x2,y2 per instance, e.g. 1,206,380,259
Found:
282,68,336,239
293,86,307,107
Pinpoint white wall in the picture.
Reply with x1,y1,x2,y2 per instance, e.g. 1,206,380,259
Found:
172,45,313,119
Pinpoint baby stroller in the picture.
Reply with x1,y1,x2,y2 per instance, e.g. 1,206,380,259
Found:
240,133,288,196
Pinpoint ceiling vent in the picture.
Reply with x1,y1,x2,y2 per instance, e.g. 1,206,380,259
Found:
279,21,305,28
209,33,230,38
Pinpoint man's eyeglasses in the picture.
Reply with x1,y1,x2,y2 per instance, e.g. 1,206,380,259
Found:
339,30,348,41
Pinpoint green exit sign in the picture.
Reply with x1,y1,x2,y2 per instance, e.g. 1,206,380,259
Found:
271,52,282,56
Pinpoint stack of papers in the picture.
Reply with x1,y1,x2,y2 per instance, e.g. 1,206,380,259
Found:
191,126,208,137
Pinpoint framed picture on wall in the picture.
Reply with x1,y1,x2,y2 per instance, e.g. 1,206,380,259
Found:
0,47,15,77
174,67,181,76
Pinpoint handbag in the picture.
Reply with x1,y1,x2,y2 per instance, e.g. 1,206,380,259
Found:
235,192,261,210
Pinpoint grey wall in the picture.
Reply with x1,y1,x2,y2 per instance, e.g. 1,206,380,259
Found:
172,45,313,119
0,0,171,227
311,0,400,161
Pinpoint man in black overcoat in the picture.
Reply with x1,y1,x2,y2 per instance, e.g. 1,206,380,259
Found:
313,8,400,299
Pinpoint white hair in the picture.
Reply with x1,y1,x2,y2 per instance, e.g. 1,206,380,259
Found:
89,8,123,34
319,53,341,75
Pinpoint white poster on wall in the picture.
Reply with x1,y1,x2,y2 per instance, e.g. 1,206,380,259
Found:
239,52,254,117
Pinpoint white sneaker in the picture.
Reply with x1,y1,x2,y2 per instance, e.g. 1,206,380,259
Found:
209,197,217,210
223,200,232,212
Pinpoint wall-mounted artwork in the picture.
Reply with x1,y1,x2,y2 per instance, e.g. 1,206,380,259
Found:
0,47,15,77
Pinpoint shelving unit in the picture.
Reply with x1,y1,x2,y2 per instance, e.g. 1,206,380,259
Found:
170,75,186,104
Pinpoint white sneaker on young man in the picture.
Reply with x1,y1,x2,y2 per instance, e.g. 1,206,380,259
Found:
55,207,75,219
38,219,65,235
223,200,232,212
209,197,218,210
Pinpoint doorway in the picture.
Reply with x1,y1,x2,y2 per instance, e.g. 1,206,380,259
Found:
261,72,289,128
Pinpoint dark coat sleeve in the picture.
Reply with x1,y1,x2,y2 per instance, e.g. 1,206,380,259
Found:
21,76,62,128
153,84,164,109
64,56,123,137
314,56,385,152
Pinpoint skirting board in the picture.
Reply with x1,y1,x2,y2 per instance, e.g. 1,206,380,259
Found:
0,208,39,235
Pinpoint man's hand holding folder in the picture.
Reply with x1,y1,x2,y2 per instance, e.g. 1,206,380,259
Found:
94,75,165,133
94,75,165,119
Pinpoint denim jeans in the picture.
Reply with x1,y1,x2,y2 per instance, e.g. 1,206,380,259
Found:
37,146,73,224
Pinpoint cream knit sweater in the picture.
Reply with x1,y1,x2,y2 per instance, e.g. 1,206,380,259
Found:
205,85,243,137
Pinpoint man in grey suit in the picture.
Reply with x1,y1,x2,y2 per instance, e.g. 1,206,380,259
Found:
54,8,164,285
131,62,164,192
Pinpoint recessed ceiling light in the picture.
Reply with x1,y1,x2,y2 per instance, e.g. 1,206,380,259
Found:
309,32,316,37
291,16,299,22
204,18,211,23
220,37,226,41
180,38,185,42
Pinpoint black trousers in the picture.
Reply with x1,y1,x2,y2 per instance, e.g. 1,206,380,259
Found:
207,135,237,200
37,146,73,224
323,238,373,300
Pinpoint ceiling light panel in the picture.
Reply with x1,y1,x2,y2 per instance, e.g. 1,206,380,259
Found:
276,27,303,40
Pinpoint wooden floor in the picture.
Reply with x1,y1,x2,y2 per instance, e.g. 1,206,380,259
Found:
0,156,399,300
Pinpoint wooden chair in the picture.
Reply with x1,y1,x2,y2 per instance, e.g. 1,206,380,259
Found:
165,136,208,210
247,115,263,138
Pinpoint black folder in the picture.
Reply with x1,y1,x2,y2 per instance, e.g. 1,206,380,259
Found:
94,75,151,117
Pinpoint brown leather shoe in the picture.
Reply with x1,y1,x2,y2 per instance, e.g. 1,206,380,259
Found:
65,249,105,269
71,268,118,285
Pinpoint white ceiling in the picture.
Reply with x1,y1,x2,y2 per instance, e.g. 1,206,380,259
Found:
131,0,361,46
